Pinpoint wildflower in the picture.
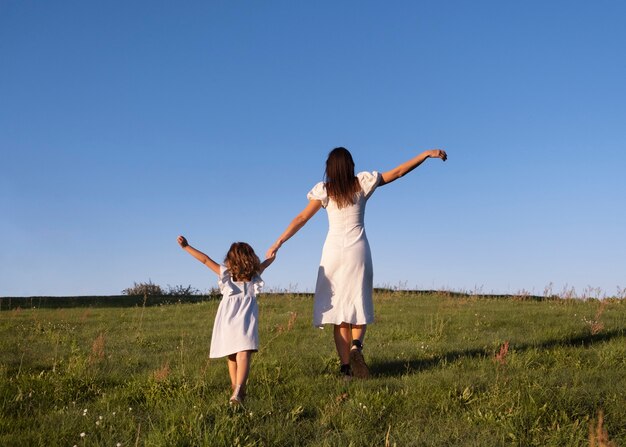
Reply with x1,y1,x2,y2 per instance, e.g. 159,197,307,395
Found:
99,415,103,420
117,443,122,447
95,421,100,426
80,432,86,438
494,341,510,366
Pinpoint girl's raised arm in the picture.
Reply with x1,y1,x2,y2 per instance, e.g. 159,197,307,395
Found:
379,149,447,187
266,200,323,258
177,235,221,275
259,254,275,274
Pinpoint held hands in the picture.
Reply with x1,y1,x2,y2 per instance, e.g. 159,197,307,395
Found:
265,242,281,260
177,235,189,248
429,149,447,161
264,250,276,266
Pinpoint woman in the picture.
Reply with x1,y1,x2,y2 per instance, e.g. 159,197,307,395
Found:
267,147,447,378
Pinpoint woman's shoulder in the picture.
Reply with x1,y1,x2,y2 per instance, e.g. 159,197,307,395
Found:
356,171,381,197
356,171,381,181
307,181,328,207
309,181,326,193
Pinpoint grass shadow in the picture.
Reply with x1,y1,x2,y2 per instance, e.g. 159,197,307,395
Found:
370,328,626,377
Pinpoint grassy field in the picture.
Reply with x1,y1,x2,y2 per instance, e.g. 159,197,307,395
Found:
1,292,625,446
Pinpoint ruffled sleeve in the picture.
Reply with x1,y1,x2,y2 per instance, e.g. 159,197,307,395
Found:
217,265,234,296
306,181,329,208
251,275,265,295
357,171,381,200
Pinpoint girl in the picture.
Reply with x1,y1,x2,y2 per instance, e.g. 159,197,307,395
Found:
177,235,274,404
266,147,447,378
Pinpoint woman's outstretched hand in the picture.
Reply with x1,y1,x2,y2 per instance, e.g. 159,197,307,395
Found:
380,148,448,186
266,243,280,259
429,149,447,161
177,235,189,248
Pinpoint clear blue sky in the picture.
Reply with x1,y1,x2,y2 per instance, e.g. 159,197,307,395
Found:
2,1,625,297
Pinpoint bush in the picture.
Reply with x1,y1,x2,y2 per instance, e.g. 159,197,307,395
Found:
122,280,163,296
164,284,202,296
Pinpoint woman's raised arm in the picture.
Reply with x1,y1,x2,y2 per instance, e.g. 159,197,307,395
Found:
266,200,323,258
379,149,447,186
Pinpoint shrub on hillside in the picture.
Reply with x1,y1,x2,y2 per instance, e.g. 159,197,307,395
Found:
122,280,163,296
164,284,202,296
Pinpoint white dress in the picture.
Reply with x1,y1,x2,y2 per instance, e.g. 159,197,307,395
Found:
307,171,382,327
209,265,263,358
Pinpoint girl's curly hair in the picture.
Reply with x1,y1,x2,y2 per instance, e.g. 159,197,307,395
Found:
224,242,261,282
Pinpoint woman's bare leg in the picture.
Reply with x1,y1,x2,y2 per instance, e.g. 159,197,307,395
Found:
349,324,369,378
351,324,366,347
333,323,351,365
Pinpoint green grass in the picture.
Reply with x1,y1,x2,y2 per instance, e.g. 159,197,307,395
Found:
1,292,625,446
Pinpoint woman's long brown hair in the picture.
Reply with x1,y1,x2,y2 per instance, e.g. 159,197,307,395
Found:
324,147,361,209
224,242,261,282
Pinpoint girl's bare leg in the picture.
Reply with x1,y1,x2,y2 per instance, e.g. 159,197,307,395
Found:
333,323,351,365
235,351,253,386
228,351,253,404
227,354,237,390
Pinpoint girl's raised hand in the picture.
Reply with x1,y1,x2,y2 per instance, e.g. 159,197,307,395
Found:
177,235,189,248
260,250,276,272
430,149,447,161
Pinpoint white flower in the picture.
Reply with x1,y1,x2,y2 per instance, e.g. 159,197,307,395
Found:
80,432,86,438
117,443,122,447
112,411,116,416
99,415,103,420
95,421,100,426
